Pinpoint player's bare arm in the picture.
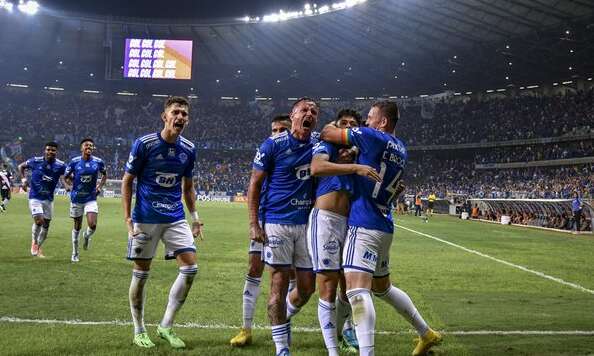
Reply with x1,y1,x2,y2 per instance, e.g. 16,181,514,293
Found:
17,161,28,191
121,172,135,235
247,168,267,243
182,176,203,240
311,153,381,183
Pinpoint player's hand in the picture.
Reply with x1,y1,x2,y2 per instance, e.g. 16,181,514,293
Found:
95,186,102,195
192,220,204,240
353,164,382,183
249,223,267,244
21,178,28,192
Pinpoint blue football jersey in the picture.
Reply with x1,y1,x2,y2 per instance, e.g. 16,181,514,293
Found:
65,155,106,204
24,157,67,201
312,141,354,198
125,133,196,224
253,131,319,225
346,127,407,233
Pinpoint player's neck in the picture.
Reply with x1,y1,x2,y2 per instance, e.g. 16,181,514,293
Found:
290,129,309,142
82,153,91,160
160,128,179,144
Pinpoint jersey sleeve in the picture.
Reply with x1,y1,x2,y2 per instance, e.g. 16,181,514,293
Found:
125,139,145,175
252,138,274,172
99,160,106,175
312,141,334,157
64,161,74,178
58,163,67,175
346,127,385,155
183,149,196,178
24,158,34,168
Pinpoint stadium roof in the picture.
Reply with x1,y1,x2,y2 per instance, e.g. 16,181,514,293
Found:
0,0,593,96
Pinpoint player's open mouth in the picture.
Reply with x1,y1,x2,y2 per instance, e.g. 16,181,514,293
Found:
174,122,185,129
302,120,312,130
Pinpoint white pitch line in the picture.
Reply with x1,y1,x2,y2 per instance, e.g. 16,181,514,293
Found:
1,316,593,336
396,224,594,296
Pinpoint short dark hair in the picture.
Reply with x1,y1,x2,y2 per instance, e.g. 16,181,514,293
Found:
80,137,94,146
335,109,362,125
45,142,58,149
291,97,318,111
164,96,190,111
272,114,291,124
372,100,400,127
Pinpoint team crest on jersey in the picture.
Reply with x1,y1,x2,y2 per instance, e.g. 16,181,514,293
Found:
179,153,188,164
168,148,176,157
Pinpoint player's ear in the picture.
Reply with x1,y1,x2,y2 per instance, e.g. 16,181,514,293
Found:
161,111,166,123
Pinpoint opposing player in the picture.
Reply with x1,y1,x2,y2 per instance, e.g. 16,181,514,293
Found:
122,96,203,349
248,98,319,356
0,164,12,212
230,114,292,347
64,138,107,262
309,109,380,355
321,101,442,356
18,142,67,257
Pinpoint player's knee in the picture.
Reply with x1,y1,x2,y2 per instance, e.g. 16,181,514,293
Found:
248,261,264,277
88,223,97,230
43,220,51,229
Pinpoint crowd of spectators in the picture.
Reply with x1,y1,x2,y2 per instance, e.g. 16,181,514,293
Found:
1,87,593,211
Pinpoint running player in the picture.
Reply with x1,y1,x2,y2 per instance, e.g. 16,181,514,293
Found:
122,96,203,349
230,114,292,347
64,138,107,262
321,101,442,356
0,164,12,212
248,98,319,356
17,142,67,257
309,109,379,354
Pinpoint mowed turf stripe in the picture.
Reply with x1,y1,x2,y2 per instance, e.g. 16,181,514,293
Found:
2,316,594,336
397,224,594,296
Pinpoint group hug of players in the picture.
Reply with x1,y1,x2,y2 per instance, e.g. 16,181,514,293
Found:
14,96,441,356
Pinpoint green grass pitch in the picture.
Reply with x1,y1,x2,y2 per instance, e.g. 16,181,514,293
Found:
0,194,593,355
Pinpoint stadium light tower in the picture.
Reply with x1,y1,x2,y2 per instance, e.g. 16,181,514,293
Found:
17,0,39,15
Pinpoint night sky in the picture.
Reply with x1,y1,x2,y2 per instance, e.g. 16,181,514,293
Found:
41,0,311,19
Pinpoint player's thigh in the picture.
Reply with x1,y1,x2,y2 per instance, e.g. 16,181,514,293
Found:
307,208,347,273
373,231,393,279
162,220,196,261
84,201,99,223
263,223,294,268
292,224,313,270
342,226,382,275
127,223,162,261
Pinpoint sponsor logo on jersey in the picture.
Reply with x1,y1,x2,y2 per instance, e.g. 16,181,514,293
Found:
290,198,312,207
80,175,92,183
155,172,178,188
294,164,311,180
151,199,180,212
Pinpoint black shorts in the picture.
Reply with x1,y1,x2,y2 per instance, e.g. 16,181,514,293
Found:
1,188,9,199
428,201,434,209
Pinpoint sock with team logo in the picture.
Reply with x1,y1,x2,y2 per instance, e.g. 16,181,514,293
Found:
288,278,297,292
336,293,352,334
347,288,375,356
84,227,96,240
374,286,429,336
318,299,339,356
160,264,198,328
286,296,301,319
38,227,49,247
271,322,291,354
129,269,150,334
242,275,262,329
71,229,80,255
31,223,41,244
